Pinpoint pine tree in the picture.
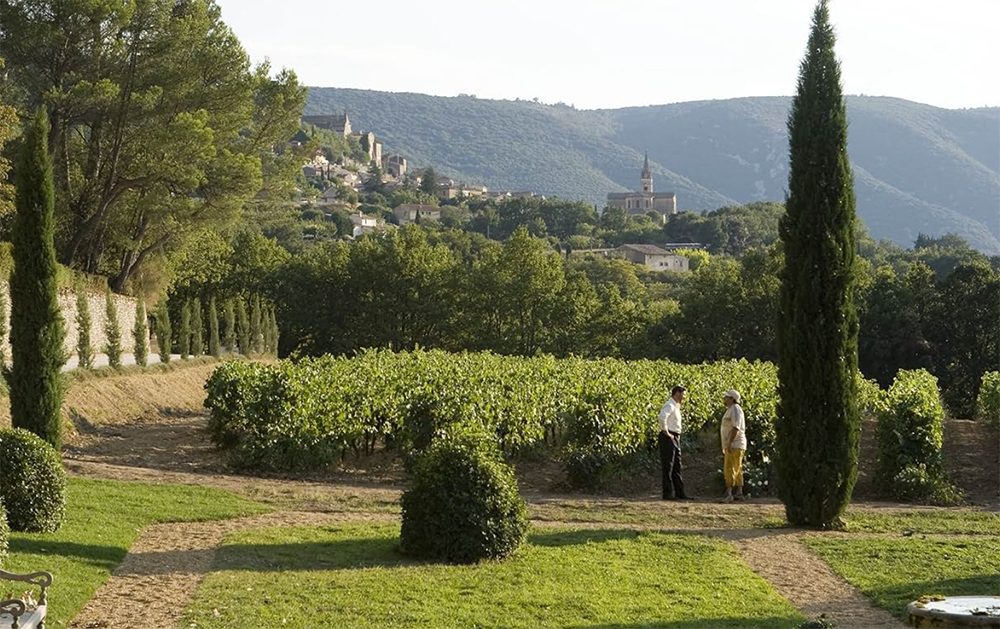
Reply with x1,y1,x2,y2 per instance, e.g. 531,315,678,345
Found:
223,299,236,354
178,300,190,359
133,298,148,368
191,297,203,357
208,296,221,357
236,298,250,355
104,289,122,368
775,0,860,528
8,107,66,448
75,281,93,369
420,167,438,195
250,295,262,354
155,300,171,363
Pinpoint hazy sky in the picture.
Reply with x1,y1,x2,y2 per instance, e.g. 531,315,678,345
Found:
216,0,998,110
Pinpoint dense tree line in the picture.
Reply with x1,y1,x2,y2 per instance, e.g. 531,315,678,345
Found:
0,0,306,293
178,218,998,418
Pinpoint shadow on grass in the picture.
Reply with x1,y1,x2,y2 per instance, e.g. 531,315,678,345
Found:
559,618,802,629
195,528,666,575
8,538,126,571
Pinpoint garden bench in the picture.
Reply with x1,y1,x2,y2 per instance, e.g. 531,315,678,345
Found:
0,569,52,629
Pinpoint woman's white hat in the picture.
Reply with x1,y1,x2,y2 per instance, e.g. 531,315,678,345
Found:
723,389,741,403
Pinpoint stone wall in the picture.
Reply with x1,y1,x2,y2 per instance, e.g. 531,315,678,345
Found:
0,282,146,359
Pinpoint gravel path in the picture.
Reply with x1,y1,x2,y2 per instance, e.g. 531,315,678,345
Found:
729,530,905,628
68,511,397,629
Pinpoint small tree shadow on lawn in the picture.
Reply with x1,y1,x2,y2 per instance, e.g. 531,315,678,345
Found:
206,528,648,574
8,538,126,571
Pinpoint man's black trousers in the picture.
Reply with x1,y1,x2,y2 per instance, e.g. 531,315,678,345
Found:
658,431,686,499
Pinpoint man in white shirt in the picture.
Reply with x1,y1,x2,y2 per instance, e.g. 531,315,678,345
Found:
720,389,747,503
658,385,689,500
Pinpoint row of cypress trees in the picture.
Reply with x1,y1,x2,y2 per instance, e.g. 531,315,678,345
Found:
153,295,278,362
72,284,142,369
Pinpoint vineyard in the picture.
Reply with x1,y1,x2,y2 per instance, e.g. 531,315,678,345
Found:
205,350,883,487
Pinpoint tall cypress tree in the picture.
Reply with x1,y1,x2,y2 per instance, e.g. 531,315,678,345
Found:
133,298,148,368
236,298,250,355
208,296,221,357
104,289,122,368
75,281,93,369
250,296,262,354
262,304,274,355
776,0,860,528
178,300,190,359
223,299,236,354
155,300,171,363
269,307,280,355
0,288,8,367
9,108,66,448
191,297,203,357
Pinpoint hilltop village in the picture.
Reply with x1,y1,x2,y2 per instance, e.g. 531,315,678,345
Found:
293,112,692,271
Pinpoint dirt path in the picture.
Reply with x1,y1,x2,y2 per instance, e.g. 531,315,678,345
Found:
69,511,398,629
728,530,905,629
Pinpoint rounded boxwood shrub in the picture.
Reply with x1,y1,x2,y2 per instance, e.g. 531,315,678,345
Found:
400,428,528,564
0,428,67,532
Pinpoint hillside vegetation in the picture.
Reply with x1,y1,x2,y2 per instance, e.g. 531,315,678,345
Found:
306,89,1000,253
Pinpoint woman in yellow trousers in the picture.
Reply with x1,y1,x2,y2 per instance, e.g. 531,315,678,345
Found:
720,389,746,503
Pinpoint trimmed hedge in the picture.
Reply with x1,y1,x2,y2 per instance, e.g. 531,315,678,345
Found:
875,370,960,504
975,371,1000,430
0,428,67,532
400,428,528,563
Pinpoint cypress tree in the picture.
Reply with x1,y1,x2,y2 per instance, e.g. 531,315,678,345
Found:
155,300,171,363
250,296,262,354
0,288,8,367
261,304,273,355
178,300,190,359
208,296,221,357
223,299,236,354
75,281,93,369
270,307,280,355
104,289,122,369
8,108,66,448
133,298,148,368
191,297,203,357
236,298,250,355
775,0,860,528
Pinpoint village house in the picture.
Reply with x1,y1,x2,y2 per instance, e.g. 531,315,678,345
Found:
607,153,677,215
349,213,383,238
383,154,407,178
616,244,690,272
393,203,441,224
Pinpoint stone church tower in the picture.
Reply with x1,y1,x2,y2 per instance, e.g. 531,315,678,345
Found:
640,151,653,193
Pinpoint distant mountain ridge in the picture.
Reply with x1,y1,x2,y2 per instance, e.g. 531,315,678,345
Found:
305,89,1000,253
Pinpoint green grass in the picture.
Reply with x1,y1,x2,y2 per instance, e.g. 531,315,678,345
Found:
5,477,269,627
842,509,1000,535
530,500,1000,535
185,524,804,629
803,536,1000,619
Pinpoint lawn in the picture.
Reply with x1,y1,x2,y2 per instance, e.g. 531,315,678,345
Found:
185,524,804,629
530,499,1000,535
4,477,269,627
803,535,1000,619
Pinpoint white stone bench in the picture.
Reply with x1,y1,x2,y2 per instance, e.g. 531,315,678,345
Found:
0,570,52,629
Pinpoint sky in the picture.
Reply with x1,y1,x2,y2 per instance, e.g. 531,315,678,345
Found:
215,0,999,110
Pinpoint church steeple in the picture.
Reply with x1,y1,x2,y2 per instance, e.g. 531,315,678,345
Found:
640,151,652,193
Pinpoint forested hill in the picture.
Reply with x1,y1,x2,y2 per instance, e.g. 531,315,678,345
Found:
305,89,1000,253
